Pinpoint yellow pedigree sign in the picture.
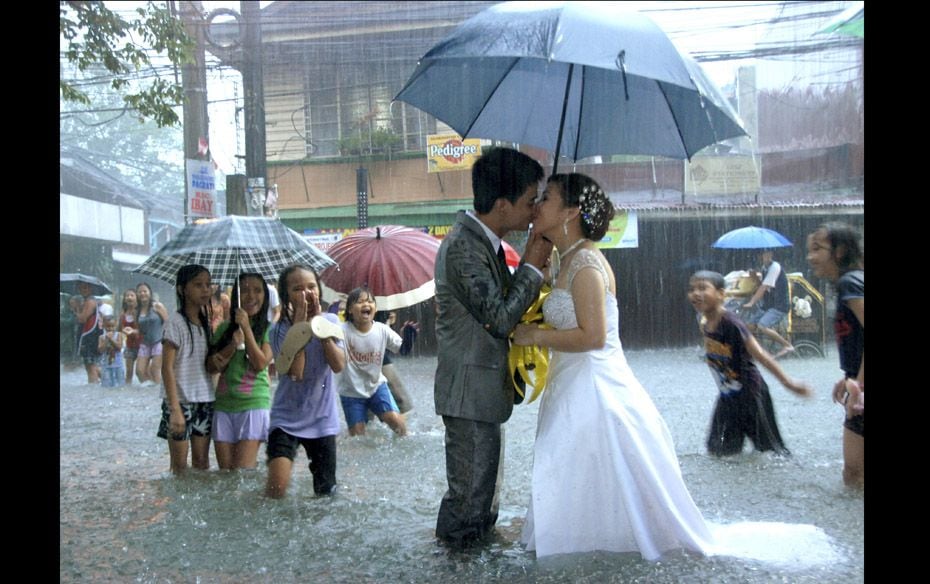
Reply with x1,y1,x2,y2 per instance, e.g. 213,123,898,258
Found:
427,134,482,173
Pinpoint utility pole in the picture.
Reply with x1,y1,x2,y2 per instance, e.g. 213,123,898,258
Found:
178,1,210,224
241,1,267,217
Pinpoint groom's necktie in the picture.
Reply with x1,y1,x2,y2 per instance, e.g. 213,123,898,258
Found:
498,244,512,286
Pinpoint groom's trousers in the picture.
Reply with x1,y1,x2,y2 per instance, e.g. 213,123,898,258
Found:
436,416,505,544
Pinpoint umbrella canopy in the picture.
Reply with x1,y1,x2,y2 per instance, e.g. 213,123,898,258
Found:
133,216,335,286
60,273,112,296
319,225,441,311
394,1,746,170
711,226,793,250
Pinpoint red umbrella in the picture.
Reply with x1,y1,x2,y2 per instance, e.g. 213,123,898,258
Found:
501,240,521,271
319,225,442,310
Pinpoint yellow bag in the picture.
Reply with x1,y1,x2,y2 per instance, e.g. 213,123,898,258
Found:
509,285,553,404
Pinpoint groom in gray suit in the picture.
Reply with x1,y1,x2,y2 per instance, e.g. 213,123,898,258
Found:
434,147,552,545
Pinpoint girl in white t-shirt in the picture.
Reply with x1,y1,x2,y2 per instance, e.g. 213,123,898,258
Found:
158,264,215,474
337,287,406,437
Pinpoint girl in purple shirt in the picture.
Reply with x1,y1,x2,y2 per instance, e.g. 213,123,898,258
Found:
265,265,346,498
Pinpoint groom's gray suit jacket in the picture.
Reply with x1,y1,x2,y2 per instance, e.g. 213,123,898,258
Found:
433,211,544,424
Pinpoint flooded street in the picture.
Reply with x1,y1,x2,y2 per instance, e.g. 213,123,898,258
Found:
60,348,863,583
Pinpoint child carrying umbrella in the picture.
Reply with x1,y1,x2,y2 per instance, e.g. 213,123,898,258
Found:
207,273,274,471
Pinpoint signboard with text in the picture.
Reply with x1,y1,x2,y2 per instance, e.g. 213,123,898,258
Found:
186,159,216,218
427,134,482,173
595,211,639,249
685,156,760,197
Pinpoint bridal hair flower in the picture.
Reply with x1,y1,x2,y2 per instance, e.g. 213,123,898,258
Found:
579,184,606,228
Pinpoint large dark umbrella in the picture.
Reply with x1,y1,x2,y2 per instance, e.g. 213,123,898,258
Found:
60,273,112,296
319,225,441,311
133,215,335,286
394,1,746,171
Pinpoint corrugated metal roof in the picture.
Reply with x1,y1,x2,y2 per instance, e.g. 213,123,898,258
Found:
59,145,184,223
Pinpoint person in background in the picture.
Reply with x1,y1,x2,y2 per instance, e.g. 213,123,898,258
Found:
266,282,282,380
209,285,226,334
374,310,414,414
398,319,420,357
73,281,102,384
220,287,232,322
742,249,794,359
65,294,84,368
267,282,281,323
119,289,141,386
98,314,126,388
806,222,864,488
135,282,169,387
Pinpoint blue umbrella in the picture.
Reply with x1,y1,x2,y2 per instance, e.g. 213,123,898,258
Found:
711,226,792,250
394,1,746,171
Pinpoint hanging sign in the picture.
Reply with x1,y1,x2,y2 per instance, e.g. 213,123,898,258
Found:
685,156,761,197
186,158,216,218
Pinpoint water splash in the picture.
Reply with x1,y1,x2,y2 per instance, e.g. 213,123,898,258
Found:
710,521,844,567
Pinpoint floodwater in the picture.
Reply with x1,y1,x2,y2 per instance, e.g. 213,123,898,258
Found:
60,348,863,583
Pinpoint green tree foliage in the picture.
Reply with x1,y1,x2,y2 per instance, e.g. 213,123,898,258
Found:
61,78,185,203
60,1,195,128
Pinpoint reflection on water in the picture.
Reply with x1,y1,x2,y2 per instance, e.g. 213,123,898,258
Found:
60,349,863,583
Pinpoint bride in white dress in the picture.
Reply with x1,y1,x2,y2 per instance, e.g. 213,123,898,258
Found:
513,173,715,561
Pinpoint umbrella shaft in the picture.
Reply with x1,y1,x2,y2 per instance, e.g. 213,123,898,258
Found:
552,63,575,174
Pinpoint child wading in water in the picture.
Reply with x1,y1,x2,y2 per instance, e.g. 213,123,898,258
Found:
98,314,126,387
159,264,215,474
207,273,273,470
337,287,407,437
806,222,864,488
266,265,346,498
688,270,812,456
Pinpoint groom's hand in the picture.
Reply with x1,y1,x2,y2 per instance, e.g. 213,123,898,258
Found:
523,230,554,270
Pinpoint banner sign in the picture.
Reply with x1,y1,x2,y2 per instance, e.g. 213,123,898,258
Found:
685,156,760,197
595,211,639,249
427,134,482,173
303,229,353,252
186,159,216,218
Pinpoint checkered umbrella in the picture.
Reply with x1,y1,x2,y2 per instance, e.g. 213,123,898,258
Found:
133,216,335,286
